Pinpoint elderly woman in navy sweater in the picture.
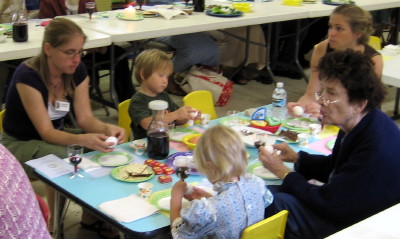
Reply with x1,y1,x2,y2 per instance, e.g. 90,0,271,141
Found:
259,49,400,239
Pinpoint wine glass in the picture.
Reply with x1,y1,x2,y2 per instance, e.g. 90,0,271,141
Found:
136,0,144,11
85,2,96,21
176,166,191,181
67,144,84,179
254,132,266,149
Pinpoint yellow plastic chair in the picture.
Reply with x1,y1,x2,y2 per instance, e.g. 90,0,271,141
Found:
369,36,382,51
0,109,5,133
183,90,218,120
241,210,289,239
118,99,132,142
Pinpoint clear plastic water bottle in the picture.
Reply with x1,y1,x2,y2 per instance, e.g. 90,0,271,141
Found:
271,82,287,121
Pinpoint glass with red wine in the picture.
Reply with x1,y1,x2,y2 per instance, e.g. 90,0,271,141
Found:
176,165,191,181
85,2,96,21
136,0,144,11
67,144,84,179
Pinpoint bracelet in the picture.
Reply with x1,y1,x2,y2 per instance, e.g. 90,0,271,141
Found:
282,171,291,180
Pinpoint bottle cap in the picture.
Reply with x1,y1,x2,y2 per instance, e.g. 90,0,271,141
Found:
149,100,168,110
277,82,284,88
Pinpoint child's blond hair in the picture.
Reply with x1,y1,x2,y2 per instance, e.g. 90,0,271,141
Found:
194,125,247,183
134,49,173,84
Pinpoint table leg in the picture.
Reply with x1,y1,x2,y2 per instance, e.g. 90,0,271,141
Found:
393,87,400,120
109,44,120,109
52,190,61,239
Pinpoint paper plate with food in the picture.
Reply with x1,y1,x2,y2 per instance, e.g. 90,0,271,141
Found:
149,189,191,211
323,0,355,6
248,162,279,180
205,5,243,17
231,125,276,148
219,117,250,127
117,13,144,21
282,117,319,133
92,151,133,167
169,128,200,142
111,163,154,182
166,151,200,175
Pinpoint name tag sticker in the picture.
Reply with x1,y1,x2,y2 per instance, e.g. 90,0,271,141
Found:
55,101,70,112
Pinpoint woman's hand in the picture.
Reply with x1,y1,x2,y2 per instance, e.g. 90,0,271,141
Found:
258,143,298,179
79,133,114,153
105,124,126,144
184,186,213,201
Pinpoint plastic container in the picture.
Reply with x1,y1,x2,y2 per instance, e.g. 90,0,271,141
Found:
271,82,287,121
147,100,169,160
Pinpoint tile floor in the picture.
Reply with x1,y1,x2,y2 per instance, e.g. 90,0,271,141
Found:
31,69,400,239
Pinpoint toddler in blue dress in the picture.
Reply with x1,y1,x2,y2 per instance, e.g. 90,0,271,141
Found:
170,125,273,239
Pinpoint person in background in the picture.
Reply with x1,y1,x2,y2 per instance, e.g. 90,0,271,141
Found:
129,49,200,140
1,18,125,233
153,32,220,96
259,49,400,238
40,0,135,102
288,4,383,116
0,143,52,239
208,25,271,85
170,125,273,238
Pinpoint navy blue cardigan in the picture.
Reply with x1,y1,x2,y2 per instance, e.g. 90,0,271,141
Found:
281,109,400,226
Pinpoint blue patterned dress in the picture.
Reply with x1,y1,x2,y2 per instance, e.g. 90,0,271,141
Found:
171,174,273,239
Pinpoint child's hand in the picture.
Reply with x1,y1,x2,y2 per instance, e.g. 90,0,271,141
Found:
184,186,213,201
171,180,186,199
175,106,195,121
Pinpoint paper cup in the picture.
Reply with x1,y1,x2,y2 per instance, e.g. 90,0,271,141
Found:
309,123,322,136
138,182,153,199
132,139,146,155
200,113,211,127
297,133,309,147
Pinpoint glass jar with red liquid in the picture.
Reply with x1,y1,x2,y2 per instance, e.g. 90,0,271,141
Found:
147,100,169,160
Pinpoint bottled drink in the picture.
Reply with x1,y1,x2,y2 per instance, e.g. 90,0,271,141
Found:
193,0,205,12
271,82,287,121
147,100,169,160
12,23,28,42
11,10,28,42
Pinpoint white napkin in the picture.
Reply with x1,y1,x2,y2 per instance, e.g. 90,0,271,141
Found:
98,194,159,223
63,156,101,172
152,8,188,20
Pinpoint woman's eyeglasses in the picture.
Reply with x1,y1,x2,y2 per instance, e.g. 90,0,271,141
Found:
315,89,340,106
57,48,87,58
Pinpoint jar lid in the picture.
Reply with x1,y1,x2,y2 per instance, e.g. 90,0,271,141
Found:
148,100,168,110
